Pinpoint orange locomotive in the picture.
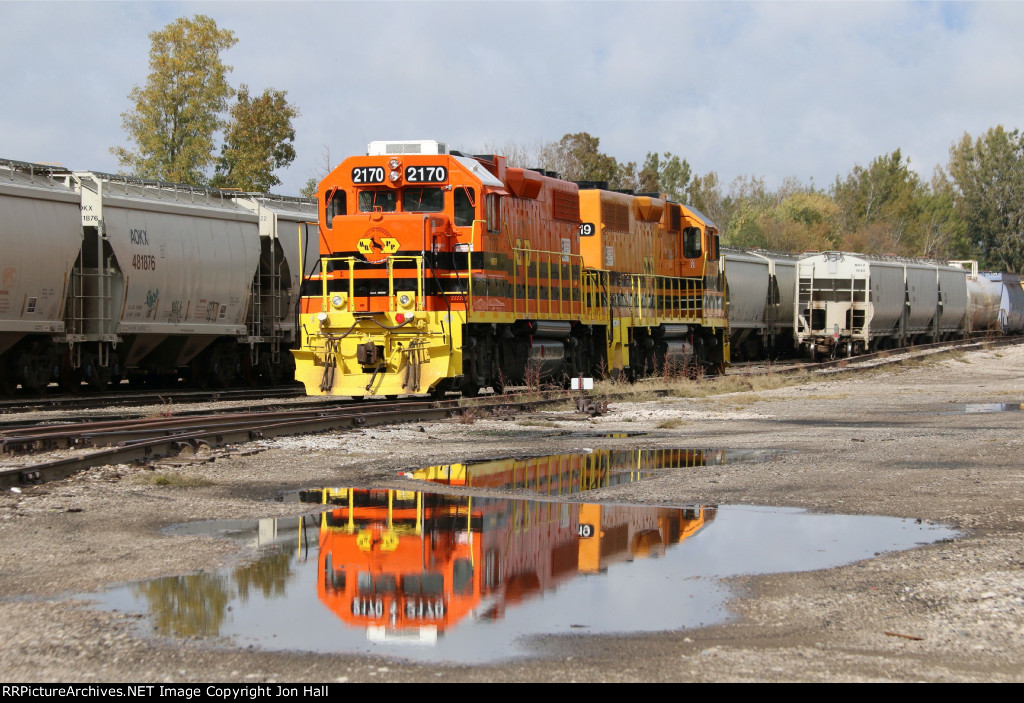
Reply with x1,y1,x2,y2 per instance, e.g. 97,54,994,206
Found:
308,487,716,639
293,140,728,397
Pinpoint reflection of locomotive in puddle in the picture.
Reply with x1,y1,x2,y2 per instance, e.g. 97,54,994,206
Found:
403,447,727,496
301,480,715,644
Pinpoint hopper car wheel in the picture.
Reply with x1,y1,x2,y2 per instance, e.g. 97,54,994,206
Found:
0,363,15,396
59,358,82,394
19,356,47,394
258,353,281,386
241,355,260,387
82,354,110,391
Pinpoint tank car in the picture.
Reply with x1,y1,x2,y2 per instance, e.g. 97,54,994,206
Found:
980,271,1024,334
292,140,727,398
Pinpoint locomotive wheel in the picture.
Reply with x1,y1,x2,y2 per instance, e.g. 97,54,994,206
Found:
459,380,480,398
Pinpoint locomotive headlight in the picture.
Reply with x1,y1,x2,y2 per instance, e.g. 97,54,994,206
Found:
398,294,411,307
331,295,344,309
389,158,400,170
390,170,401,182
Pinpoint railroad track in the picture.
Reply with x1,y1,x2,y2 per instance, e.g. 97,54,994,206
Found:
3,334,1019,489
0,391,603,489
0,382,307,414
731,334,1024,375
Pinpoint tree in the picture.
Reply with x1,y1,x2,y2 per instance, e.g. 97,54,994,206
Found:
946,126,1024,272
535,132,619,183
628,151,693,201
210,85,298,192
831,150,927,255
112,15,237,186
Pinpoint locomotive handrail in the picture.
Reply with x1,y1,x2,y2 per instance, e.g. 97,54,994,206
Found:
510,244,585,319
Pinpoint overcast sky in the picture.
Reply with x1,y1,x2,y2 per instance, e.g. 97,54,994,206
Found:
2,1,1022,197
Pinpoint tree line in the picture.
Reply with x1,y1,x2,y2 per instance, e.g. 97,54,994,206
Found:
113,16,1024,273
517,130,1024,274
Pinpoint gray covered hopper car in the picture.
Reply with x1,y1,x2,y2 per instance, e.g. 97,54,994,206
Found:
722,247,798,360
0,159,316,392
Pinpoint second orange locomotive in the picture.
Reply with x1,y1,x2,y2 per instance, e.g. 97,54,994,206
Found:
294,140,727,397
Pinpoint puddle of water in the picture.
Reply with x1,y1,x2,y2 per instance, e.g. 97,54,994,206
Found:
399,448,782,496
89,488,956,664
963,403,1023,414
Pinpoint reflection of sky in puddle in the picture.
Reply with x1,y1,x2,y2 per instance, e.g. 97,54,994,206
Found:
90,486,956,664
963,403,1022,413
401,448,784,497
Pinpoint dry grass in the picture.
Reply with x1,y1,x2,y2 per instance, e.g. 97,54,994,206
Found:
655,418,687,429
139,472,214,487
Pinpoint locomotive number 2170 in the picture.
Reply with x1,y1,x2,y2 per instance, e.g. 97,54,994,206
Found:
405,165,447,183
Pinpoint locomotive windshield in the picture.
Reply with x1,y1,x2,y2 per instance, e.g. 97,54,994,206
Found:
358,190,397,212
402,187,444,213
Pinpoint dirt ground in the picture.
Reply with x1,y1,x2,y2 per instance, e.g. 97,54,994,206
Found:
1,345,1022,683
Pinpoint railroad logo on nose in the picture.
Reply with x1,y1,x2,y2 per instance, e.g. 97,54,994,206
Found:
357,228,400,263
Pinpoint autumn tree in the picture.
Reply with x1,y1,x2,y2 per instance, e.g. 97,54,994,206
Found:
210,85,298,191
945,126,1024,272
112,15,237,186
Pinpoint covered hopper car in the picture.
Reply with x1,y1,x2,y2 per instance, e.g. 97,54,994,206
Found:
0,159,316,393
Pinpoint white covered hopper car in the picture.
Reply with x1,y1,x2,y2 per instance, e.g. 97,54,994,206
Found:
794,252,969,359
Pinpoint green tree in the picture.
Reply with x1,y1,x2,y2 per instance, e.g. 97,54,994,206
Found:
210,85,299,192
112,15,237,186
686,171,726,228
536,132,619,183
831,150,927,255
946,126,1024,272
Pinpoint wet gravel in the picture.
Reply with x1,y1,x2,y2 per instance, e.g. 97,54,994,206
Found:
1,345,1022,682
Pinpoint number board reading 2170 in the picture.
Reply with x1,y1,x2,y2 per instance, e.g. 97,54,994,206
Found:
405,165,447,183
351,167,386,184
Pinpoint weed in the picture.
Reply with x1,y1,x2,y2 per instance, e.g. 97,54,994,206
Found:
656,418,687,429
143,473,214,487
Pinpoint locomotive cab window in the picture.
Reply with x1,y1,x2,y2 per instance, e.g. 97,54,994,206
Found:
486,193,501,233
454,187,476,227
683,227,702,258
324,188,346,228
358,190,397,212
402,187,444,213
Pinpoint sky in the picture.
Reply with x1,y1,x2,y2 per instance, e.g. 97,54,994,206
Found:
2,0,1022,197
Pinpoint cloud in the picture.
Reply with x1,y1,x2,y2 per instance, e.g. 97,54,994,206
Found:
2,1,1022,197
